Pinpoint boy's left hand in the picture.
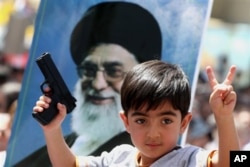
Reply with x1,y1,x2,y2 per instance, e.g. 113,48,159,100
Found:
206,65,237,116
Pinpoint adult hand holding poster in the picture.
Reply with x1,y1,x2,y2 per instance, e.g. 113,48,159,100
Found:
5,0,213,166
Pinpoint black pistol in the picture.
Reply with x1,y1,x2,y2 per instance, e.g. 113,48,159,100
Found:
32,52,76,125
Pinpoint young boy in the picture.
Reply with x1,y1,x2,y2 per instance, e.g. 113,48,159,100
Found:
34,60,239,167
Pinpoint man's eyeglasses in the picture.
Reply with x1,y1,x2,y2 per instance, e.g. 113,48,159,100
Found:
77,64,126,83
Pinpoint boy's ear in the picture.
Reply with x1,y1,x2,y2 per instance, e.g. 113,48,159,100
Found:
119,112,130,133
180,113,192,134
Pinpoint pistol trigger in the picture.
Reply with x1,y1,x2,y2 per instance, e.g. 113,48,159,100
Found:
40,81,52,96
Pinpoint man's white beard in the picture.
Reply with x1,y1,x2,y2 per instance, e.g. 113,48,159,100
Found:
70,80,125,155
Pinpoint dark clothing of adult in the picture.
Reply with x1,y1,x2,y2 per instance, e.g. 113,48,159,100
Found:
14,131,132,167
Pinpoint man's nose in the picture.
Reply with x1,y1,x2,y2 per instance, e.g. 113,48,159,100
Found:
91,71,109,90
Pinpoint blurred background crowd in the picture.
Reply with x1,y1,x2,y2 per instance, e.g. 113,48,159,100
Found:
0,0,249,166
185,0,250,151
0,0,39,165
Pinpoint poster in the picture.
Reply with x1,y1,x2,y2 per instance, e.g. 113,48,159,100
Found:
5,0,213,166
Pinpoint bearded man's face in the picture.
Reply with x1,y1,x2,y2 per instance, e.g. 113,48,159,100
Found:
71,44,138,138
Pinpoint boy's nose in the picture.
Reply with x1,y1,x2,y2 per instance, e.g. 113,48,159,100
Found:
147,125,160,139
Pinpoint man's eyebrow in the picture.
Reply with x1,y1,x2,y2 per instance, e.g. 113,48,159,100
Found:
103,62,123,67
81,61,123,67
81,61,96,66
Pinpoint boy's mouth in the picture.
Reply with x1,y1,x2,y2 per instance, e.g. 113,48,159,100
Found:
146,143,161,148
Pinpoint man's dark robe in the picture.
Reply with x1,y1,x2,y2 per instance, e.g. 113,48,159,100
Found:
14,131,132,167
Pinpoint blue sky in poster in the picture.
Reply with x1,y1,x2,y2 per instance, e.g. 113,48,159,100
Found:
5,0,212,165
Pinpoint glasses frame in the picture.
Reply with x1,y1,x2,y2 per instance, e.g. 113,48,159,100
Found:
76,65,126,83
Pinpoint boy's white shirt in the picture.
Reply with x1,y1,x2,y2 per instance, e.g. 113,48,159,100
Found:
0,150,6,167
76,144,210,167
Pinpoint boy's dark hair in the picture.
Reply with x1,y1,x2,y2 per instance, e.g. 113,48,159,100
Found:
121,60,190,119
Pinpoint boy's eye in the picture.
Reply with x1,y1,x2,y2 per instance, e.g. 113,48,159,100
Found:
162,119,172,124
135,119,145,124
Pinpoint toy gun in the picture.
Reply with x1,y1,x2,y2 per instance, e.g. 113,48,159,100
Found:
32,52,76,125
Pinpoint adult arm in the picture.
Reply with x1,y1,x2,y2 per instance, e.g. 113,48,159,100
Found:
206,65,240,167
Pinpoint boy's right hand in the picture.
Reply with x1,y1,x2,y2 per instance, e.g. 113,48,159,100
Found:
33,95,67,131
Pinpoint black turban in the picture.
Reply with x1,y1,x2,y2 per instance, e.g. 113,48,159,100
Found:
70,1,162,65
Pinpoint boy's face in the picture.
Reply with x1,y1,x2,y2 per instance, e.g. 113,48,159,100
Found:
120,101,192,163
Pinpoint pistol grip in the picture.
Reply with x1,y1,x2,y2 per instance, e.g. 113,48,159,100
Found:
32,99,58,125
